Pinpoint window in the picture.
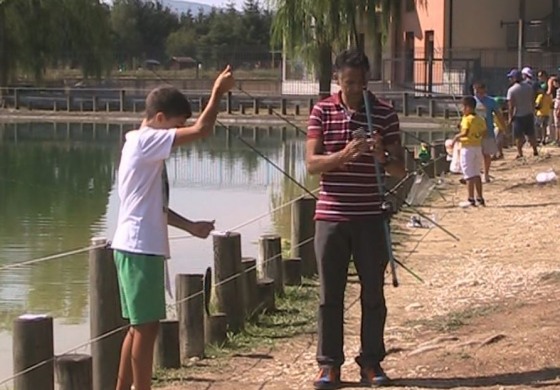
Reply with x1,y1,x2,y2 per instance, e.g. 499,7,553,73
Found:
405,0,416,12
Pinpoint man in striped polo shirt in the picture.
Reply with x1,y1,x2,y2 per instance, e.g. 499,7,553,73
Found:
306,49,406,390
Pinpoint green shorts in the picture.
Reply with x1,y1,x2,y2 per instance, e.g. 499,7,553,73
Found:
114,250,166,325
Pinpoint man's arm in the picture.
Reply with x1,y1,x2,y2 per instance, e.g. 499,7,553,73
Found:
173,66,235,147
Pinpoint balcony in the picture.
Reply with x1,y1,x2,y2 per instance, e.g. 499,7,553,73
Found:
503,16,560,51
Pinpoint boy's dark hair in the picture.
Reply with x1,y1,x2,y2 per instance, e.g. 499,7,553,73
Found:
334,49,370,73
462,96,477,110
145,86,192,120
473,82,486,90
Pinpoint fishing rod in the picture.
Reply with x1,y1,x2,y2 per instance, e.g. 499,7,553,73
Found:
148,68,455,242
227,119,425,284
362,90,399,287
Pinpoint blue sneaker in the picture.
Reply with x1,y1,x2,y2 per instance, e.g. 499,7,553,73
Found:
360,363,390,387
313,366,341,390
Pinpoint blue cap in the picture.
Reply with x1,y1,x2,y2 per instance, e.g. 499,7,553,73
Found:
507,68,521,79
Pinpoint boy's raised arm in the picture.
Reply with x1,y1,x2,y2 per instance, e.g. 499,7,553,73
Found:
173,65,235,147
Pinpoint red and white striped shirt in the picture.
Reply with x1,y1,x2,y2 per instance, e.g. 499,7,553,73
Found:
307,91,401,221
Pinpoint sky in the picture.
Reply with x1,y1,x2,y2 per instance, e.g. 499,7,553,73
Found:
196,0,245,8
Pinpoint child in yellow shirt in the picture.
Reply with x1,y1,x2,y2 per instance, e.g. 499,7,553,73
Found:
452,96,486,207
535,85,553,143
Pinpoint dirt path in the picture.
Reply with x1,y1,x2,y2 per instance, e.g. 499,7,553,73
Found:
160,145,560,390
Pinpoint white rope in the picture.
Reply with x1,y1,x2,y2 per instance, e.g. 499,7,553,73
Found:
0,202,318,386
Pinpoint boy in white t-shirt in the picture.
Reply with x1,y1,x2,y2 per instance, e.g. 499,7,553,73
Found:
111,66,235,390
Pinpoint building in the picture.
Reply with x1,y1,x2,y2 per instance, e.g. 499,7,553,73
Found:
378,0,560,94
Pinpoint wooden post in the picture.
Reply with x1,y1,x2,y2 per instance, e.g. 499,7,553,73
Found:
416,106,423,117
153,320,180,369
92,96,98,112
267,105,273,115
119,90,125,112
14,88,20,109
253,98,260,115
283,258,302,286
281,126,287,141
13,315,54,390
226,91,233,114
241,257,258,317
55,354,92,390
256,278,275,313
89,237,127,390
66,93,72,112
291,197,317,277
239,103,246,115
281,98,287,115
405,149,416,172
212,232,245,332
429,99,436,117
176,274,205,360
295,104,300,116
308,98,314,114
258,234,283,295
444,108,450,119
204,314,227,346
402,92,409,116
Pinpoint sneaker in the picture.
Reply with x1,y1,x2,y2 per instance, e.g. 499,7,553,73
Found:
459,198,476,208
482,175,490,183
360,364,391,387
313,366,341,390
476,198,486,207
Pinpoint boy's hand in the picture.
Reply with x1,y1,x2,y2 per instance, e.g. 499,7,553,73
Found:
212,65,235,96
188,220,215,239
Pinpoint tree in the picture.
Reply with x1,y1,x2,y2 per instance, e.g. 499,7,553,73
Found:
269,0,416,96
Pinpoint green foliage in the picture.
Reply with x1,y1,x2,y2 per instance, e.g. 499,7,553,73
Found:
0,0,275,84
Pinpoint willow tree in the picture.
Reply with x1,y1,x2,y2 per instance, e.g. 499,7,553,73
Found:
269,0,408,97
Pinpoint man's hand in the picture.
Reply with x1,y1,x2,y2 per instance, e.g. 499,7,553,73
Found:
367,132,386,162
212,65,235,96
339,139,368,164
188,220,215,239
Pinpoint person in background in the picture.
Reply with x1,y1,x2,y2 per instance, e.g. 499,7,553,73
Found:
507,69,539,158
522,66,539,96
553,77,560,146
473,82,506,183
538,70,549,90
535,84,553,144
452,96,486,207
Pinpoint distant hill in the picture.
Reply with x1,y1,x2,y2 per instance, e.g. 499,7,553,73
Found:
160,0,215,15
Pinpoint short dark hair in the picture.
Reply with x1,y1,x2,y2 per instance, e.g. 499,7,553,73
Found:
538,70,548,78
334,49,370,73
145,86,192,120
473,82,486,90
462,96,477,110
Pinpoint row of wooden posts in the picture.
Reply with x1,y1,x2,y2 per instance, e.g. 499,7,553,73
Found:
10,197,316,390
5,88,460,119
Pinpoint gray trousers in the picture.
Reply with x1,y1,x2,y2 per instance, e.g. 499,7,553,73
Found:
315,216,388,369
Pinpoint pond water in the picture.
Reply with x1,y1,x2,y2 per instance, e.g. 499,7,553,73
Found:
0,120,453,383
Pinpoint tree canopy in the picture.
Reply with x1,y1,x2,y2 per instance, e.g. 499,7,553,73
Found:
0,0,274,84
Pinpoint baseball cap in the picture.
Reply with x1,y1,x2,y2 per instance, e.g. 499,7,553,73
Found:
507,68,521,79
521,66,533,78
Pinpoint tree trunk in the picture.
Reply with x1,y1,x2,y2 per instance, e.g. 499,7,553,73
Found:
317,42,333,100
371,30,383,81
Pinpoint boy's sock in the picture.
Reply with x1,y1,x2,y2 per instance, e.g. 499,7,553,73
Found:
476,197,486,206
468,198,476,206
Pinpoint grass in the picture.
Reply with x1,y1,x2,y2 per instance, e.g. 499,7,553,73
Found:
405,304,502,333
153,280,319,385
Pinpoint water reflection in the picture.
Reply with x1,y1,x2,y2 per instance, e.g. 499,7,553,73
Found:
0,122,307,330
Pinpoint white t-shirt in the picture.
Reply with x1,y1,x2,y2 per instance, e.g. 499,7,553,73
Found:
112,126,177,258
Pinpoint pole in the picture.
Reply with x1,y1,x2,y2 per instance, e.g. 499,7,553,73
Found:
176,274,205,360
55,354,92,390
13,315,54,390
517,18,523,69
89,238,127,390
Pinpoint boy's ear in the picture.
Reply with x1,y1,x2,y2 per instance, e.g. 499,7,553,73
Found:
155,112,166,123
